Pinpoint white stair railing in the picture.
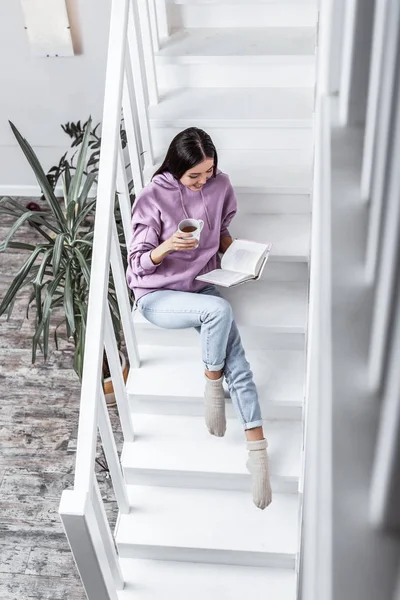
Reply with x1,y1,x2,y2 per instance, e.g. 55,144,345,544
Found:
299,0,333,598
58,0,153,597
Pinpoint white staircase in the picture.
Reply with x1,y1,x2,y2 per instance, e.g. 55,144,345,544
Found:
113,1,316,596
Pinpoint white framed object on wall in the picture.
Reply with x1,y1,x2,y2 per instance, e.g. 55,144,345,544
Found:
20,0,74,57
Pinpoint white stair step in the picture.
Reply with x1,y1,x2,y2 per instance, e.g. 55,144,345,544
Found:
231,213,310,262
236,193,311,214
157,27,316,63
147,149,312,194
152,124,313,151
151,88,314,128
220,150,312,193
127,344,305,419
168,3,317,28
117,558,296,600
116,486,299,568
168,0,315,5
156,28,315,89
122,414,301,493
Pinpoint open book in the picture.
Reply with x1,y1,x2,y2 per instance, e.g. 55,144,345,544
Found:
196,239,272,288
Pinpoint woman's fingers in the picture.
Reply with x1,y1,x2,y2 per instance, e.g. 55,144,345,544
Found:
174,232,194,240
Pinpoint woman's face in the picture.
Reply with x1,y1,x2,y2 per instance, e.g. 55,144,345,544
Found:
180,158,214,192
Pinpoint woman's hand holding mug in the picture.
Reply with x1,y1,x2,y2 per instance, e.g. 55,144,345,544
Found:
166,230,199,252
150,218,204,264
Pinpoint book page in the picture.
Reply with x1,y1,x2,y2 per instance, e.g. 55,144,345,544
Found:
197,269,251,287
221,240,268,277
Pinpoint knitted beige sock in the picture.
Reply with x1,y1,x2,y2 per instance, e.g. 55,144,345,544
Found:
204,375,226,437
246,439,272,510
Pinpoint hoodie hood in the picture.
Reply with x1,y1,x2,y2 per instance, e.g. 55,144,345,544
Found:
152,170,223,230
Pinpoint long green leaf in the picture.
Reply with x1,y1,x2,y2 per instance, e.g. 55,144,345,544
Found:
68,118,92,209
74,321,85,380
0,204,60,247
25,290,36,319
43,315,50,360
62,165,72,206
0,211,40,252
63,263,76,334
0,247,43,315
42,271,64,323
9,121,67,231
72,200,96,236
4,241,37,251
33,248,53,322
54,318,67,350
32,319,45,364
74,247,91,286
0,196,27,215
77,172,96,210
32,270,64,364
53,234,66,276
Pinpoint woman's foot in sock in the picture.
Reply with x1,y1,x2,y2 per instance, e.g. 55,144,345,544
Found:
204,375,226,437
246,438,272,509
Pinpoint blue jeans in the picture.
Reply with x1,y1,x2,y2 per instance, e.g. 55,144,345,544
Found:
137,285,263,430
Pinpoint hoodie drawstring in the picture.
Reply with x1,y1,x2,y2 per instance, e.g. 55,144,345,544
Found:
201,190,212,230
178,186,190,220
178,184,212,231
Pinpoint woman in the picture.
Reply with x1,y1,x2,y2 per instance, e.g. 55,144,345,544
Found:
127,128,272,510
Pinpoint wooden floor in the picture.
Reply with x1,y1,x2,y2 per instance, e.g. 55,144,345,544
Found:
0,199,121,599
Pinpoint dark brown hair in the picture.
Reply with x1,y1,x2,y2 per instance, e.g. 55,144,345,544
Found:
152,127,218,180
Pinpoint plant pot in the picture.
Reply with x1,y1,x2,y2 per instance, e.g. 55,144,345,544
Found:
103,351,129,407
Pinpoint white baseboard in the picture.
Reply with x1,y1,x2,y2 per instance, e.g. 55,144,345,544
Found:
0,185,97,198
0,185,64,198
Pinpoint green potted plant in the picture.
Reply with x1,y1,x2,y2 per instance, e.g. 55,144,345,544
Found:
0,119,130,403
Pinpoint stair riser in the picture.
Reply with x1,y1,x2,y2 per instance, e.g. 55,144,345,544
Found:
236,193,311,214
157,64,315,90
128,395,303,420
133,325,305,350
117,543,296,570
168,4,317,28
152,126,313,151
123,467,298,494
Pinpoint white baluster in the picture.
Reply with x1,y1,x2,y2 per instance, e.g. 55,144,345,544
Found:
365,0,400,283
368,57,400,394
127,0,156,170
370,272,400,531
155,0,169,42
137,0,159,106
122,50,146,190
59,489,121,599
338,0,358,125
104,304,135,442
148,0,160,52
361,0,389,201
97,393,131,513
116,143,134,248
110,220,140,370
91,479,125,587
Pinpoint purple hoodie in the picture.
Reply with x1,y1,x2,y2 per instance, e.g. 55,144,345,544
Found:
126,170,237,300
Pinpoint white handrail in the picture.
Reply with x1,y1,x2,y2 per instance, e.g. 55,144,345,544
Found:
73,0,130,493
299,0,333,598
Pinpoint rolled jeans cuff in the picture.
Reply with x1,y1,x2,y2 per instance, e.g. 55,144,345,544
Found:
243,419,263,431
204,361,225,372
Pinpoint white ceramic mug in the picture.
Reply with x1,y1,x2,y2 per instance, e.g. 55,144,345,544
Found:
178,218,204,242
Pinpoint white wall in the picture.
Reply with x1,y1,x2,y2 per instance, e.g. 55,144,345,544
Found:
0,0,111,194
